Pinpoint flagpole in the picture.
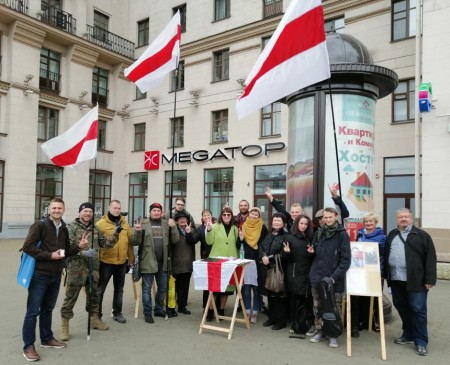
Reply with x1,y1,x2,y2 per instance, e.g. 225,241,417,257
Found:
327,81,344,216
166,60,179,320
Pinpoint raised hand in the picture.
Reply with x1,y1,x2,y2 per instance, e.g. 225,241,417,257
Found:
283,242,290,253
205,219,213,231
264,186,273,202
238,228,244,241
185,223,192,234
79,231,89,249
307,244,314,254
134,217,142,231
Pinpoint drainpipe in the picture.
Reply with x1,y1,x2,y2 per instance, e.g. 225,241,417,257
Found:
414,0,422,227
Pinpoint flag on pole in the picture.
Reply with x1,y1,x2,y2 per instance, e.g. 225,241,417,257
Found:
236,0,330,120
125,11,181,93
41,105,99,167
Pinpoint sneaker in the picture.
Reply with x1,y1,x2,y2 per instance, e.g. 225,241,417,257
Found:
40,338,67,349
329,337,339,348
113,313,126,323
394,336,414,345
23,345,40,362
144,316,154,323
306,325,318,337
250,313,257,324
416,345,428,356
310,331,324,343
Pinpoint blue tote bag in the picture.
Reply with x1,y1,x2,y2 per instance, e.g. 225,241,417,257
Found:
17,241,42,289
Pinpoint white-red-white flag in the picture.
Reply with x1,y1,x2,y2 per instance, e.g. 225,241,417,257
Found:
125,11,181,93
41,105,98,167
236,0,330,120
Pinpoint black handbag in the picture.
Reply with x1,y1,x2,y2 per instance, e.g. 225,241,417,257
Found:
132,230,144,282
265,254,285,293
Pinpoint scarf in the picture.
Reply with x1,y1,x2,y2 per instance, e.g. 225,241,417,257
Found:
243,218,263,249
318,222,338,241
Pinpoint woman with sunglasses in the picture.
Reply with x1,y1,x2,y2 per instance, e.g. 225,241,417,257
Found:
205,206,239,320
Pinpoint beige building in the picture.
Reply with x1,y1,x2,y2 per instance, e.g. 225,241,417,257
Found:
0,0,449,263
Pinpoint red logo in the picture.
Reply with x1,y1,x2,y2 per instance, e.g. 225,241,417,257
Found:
144,151,160,170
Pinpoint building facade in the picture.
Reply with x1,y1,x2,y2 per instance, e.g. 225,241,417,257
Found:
0,0,448,263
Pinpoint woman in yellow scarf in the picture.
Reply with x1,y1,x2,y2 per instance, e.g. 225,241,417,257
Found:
238,207,268,323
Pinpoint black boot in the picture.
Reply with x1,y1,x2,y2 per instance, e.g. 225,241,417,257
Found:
206,309,214,322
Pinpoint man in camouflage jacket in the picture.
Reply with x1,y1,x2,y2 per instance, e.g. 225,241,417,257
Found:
59,202,118,341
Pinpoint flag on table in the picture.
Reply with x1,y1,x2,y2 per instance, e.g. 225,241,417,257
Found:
41,105,98,167
125,11,181,93
236,0,330,120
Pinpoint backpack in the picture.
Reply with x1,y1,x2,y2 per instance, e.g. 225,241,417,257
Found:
318,277,343,338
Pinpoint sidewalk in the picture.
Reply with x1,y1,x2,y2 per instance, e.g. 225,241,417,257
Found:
1,238,448,364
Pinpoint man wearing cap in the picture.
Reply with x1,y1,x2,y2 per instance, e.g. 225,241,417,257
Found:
172,211,198,315
133,203,179,323
60,202,118,340
96,200,136,324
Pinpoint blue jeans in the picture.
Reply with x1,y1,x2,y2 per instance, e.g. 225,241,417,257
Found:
390,280,429,346
97,262,127,316
242,284,259,312
142,263,167,316
22,272,61,349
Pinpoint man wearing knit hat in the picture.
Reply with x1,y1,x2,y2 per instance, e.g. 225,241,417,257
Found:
60,202,119,340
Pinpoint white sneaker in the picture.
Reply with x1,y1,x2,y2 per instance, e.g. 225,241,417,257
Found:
250,313,257,324
329,337,339,348
310,331,324,343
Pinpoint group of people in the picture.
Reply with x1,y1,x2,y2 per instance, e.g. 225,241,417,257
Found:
20,191,437,362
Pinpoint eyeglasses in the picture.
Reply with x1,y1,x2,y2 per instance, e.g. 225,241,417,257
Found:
176,203,185,206
222,213,232,217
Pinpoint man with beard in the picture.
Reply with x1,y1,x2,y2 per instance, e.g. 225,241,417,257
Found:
60,202,119,341
234,199,250,229
133,203,180,323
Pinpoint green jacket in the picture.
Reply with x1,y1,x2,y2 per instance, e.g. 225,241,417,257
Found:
205,223,239,258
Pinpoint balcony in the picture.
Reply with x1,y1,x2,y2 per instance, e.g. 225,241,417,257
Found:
92,86,108,107
39,69,60,94
0,0,29,14
263,0,283,19
39,6,76,35
84,25,135,59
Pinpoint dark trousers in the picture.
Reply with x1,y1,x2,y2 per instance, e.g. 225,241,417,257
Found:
390,280,429,346
97,261,127,317
22,272,61,349
173,272,192,309
290,294,310,334
268,295,288,326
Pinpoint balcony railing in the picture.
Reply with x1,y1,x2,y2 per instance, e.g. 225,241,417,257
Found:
92,86,109,107
263,0,283,19
0,0,29,14
85,25,135,59
39,69,60,93
40,6,77,34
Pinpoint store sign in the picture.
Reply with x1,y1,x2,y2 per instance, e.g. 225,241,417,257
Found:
144,142,285,170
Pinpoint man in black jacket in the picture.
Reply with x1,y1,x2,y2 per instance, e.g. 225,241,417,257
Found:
384,208,437,356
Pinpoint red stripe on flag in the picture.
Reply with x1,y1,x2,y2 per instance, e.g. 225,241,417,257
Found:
241,6,325,99
51,120,98,166
126,26,181,83
207,259,228,292
229,265,243,286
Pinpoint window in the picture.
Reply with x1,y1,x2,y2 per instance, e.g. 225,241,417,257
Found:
136,86,146,100
263,0,283,19
325,16,345,33
92,66,108,106
171,60,184,91
170,117,184,147
134,123,146,151
173,4,187,32
89,170,112,219
0,160,4,232
42,0,62,11
392,0,416,41
129,172,148,224
261,102,281,137
137,18,149,47
254,164,286,223
93,10,109,42
383,156,415,232
204,168,233,217
212,110,228,143
213,49,229,82
393,79,415,122
40,48,61,93
35,165,63,220
164,170,187,210
98,120,107,150
215,0,230,21
38,106,58,141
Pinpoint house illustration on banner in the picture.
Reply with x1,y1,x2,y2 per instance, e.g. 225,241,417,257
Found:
350,172,373,200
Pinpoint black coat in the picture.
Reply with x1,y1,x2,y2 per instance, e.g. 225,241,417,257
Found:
384,225,437,291
283,233,312,296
